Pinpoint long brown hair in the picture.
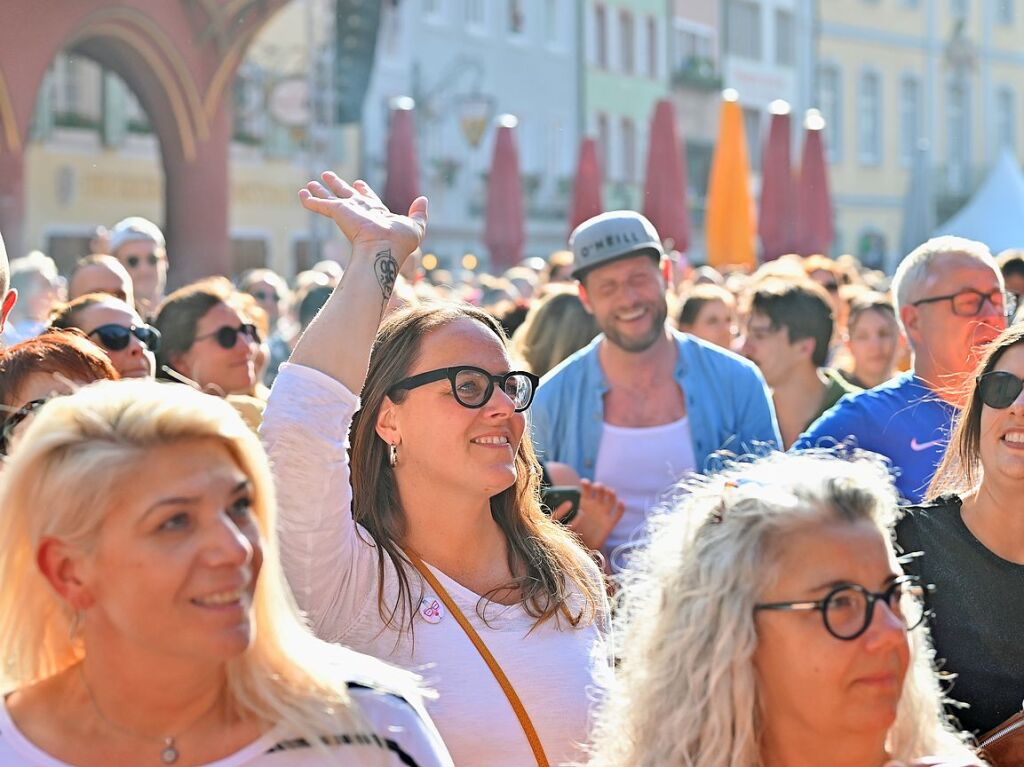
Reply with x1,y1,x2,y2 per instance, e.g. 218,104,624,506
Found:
928,323,1024,499
348,302,602,632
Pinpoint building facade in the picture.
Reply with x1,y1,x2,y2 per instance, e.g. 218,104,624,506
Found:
816,0,1024,269
362,0,580,270
17,0,356,280
582,0,672,213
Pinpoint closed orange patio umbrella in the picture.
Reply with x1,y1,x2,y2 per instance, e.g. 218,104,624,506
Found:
705,90,757,269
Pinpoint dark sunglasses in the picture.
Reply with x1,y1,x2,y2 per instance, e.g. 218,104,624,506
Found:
88,323,161,353
251,289,280,303
0,398,50,455
389,365,540,412
125,252,162,269
194,323,260,350
977,370,1024,409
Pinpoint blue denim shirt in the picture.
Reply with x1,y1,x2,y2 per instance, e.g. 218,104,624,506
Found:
530,331,781,478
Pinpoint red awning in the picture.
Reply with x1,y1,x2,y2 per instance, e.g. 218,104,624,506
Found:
568,137,604,235
485,116,525,271
795,110,834,256
382,99,420,216
642,99,690,253
758,101,797,261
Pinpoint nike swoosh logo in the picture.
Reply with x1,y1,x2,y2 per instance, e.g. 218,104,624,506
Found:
910,438,944,451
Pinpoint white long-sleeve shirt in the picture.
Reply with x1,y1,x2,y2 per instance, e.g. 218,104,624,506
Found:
262,364,610,767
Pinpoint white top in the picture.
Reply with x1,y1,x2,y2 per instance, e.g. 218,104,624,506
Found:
594,416,696,569
0,686,452,766
261,364,611,767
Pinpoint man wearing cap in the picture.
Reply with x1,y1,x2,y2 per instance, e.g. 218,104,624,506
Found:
531,211,780,568
109,216,168,318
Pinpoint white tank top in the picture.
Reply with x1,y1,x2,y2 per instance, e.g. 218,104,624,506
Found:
595,417,696,571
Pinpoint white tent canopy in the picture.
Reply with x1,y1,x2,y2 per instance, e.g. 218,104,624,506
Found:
934,149,1024,252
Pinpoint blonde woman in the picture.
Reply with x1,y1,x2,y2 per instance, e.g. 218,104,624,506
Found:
511,285,599,377
588,451,980,767
0,379,452,766
263,175,608,767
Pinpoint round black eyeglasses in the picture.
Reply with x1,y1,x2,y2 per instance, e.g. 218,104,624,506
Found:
754,575,930,641
389,366,540,412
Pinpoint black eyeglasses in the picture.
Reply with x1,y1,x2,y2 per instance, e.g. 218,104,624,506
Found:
754,575,929,641
977,370,1024,409
912,288,1015,318
88,323,161,353
389,365,540,412
0,398,50,455
125,253,162,269
194,323,260,350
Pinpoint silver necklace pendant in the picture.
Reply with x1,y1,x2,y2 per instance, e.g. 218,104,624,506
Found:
161,738,179,764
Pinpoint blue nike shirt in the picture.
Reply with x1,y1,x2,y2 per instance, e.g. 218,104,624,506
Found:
793,371,957,503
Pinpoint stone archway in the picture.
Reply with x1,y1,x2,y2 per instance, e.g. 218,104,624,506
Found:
0,0,289,283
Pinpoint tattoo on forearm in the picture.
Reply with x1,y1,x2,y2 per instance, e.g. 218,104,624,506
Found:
374,249,399,302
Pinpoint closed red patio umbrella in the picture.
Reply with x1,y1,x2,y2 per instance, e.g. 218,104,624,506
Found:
569,137,604,234
485,115,525,271
795,109,834,256
382,97,420,215
642,99,690,253
758,100,796,261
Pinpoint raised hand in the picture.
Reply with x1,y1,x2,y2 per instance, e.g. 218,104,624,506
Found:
298,173,428,267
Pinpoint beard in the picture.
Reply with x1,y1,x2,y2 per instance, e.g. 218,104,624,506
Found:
599,297,668,353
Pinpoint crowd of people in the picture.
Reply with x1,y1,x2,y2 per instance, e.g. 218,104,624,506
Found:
0,171,1019,766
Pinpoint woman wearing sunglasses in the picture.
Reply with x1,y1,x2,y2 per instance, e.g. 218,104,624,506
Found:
0,379,453,766
50,294,158,379
588,451,979,767
262,175,608,767
899,323,1024,737
154,277,260,398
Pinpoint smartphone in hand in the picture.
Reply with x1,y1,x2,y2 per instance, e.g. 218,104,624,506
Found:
541,486,581,525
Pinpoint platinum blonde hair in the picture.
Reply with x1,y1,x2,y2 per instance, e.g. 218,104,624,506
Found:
0,379,416,761
587,451,978,767
891,236,1002,334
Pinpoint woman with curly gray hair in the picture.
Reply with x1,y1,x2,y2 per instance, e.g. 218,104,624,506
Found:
587,451,981,767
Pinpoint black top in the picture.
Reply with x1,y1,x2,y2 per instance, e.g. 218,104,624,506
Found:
896,495,1024,735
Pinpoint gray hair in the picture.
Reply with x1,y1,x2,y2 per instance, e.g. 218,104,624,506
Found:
891,236,1001,325
587,450,977,767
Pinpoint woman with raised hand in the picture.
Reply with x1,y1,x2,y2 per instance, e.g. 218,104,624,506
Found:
0,379,452,766
588,451,980,767
262,174,608,767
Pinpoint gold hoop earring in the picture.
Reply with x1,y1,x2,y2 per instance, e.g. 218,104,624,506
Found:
388,443,399,468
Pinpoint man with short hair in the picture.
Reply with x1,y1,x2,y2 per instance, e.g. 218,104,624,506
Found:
796,236,1008,502
742,279,860,448
109,216,168,318
531,211,780,568
996,248,1024,307
0,231,17,335
67,254,135,306
4,251,62,345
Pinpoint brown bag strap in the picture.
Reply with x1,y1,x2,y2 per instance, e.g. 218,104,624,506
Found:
404,549,550,767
